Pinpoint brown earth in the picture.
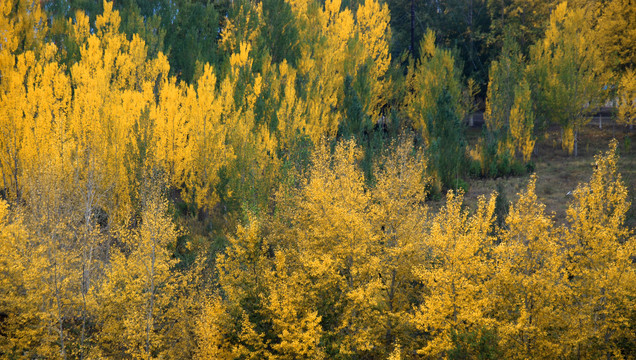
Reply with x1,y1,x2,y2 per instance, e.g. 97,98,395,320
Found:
461,121,635,228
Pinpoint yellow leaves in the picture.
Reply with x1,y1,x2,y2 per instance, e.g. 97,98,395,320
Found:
405,30,463,144
355,0,391,121
421,29,437,58
95,0,121,38
195,297,234,360
484,60,503,133
509,79,535,162
492,175,563,359
566,139,630,247
70,10,91,44
324,0,342,20
99,183,183,358
356,0,391,69
196,138,636,358
617,68,636,127
530,1,606,155
413,190,496,357
266,256,325,359
230,41,253,70
596,0,636,70
558,141,635,357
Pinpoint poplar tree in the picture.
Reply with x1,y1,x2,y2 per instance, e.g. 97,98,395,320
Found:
528,2,606,156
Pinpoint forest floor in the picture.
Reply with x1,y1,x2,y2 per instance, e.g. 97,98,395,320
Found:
461,119,636,228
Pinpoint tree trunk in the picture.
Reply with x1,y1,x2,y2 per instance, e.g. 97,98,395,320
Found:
53,248,67,360
410,0,415,54
574,129,578,157
146,233,157,358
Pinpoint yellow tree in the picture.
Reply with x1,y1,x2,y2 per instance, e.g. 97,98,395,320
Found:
0,200,62,358
560,140,636,358
298,0,350,142
0,0,46,55
412,191,497,358
263,253,325,359
97,179,188,359
404,30,466,190
223,42,280,214
195,296,235,360
508,79,536,163
0,38,92,358
291,140,382,355
68,1,171,219
151,76,191,190
528,1,606,156
211,216,274,359
19,152,90,359
183,63,232,210
0,49,36,201
354,0,391,122
596,0,636,72
483,34,529,165
275,60,306,149
492,176,564,358
369,137,429,355
405,30,464,143
617,68,636,129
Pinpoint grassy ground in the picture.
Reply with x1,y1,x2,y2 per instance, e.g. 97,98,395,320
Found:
461,122,636,228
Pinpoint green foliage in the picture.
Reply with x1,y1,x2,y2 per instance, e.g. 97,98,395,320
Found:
163,0,222,82
260,0,301,66
427,89,468,190
448,327,501,360
494,182,509,228
405,30,467,191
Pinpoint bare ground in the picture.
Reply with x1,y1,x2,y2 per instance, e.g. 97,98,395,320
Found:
461,122,636,228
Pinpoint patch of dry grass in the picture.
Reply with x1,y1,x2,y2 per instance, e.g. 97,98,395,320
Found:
462,124,636,228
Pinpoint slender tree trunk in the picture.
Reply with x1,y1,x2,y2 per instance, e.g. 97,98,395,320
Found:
13,152,19,203
384,269,396,346
410,0,415,54
1,163,8,201
80,173,94,360
574,129,578,157
52,246,67,360
146,233,157,358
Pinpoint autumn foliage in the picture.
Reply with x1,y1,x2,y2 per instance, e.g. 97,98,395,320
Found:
0,0,634,359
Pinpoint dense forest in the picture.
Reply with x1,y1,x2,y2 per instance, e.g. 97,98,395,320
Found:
0,0,634,358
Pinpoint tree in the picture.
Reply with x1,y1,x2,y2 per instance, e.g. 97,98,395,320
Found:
491,176,564,358
484,33,524,145
370,137,430,355
486,0,558,56
617,68,636,129
286,140,381,356
354,0,392,122
560,140,636,357
412,190,497,357
595,0,636,73
207,215,274,359
97,178,192,359
527,2,606,156
405,30,467,191
482,33,531,171
509,79,535,163
0,200,59,358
